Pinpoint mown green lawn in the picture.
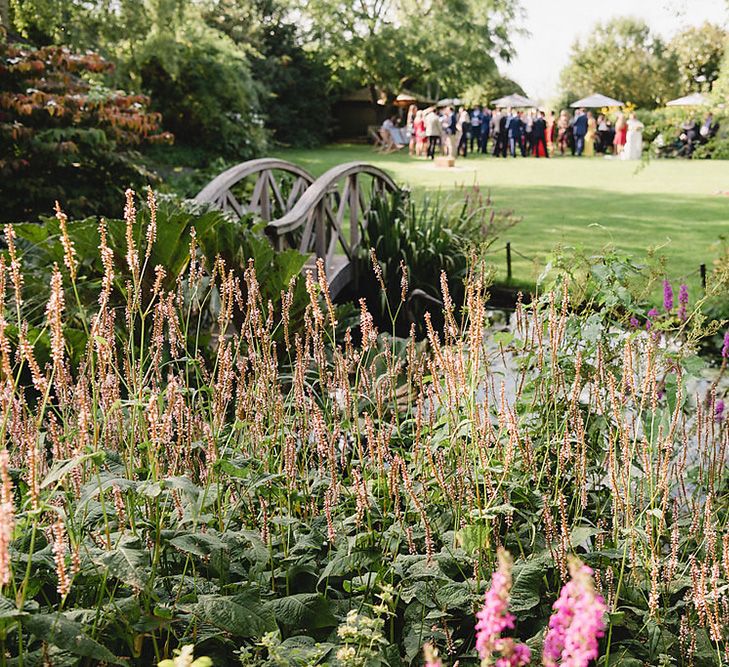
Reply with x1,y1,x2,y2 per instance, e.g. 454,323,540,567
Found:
273,144,729,289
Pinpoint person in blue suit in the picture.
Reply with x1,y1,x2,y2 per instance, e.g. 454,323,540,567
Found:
508,110,526,157
480,108,491,153
573,108,588,156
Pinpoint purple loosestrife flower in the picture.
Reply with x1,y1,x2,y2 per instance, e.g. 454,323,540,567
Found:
663,280,673,312
646,308,658,331
475,549,531,666
629,316,640,329
542,558,607,667
722,330,729,359
677,284,689,321
716,400,725,422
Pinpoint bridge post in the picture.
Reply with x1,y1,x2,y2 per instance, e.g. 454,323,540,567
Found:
315,200,327,261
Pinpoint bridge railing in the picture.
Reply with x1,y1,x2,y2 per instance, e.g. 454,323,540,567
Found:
196,159,399,298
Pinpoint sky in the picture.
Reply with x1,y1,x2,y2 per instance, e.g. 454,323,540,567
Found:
502,0,729,102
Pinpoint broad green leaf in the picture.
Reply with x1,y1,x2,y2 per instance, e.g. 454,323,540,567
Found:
93,535,147,590
265,593,337,631
510,558,546,614
170,532,226,557
24,613,123,664
190,591,276,638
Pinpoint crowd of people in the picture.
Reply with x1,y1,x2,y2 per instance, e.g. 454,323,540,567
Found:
379,105,647,160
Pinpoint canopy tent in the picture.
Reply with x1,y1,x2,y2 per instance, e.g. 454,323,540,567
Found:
666,92,711,107
570,93,624,108
491,93,539,108
436,97,463,107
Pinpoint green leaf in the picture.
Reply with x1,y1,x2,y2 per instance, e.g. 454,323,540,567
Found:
170,532,226,557
23,613,123,664
510,558,546,614
93,535,147,590
266,593,337,631
190,591,276,638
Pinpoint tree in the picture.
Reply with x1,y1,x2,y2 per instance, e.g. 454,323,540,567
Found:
0,41,172,221
668,22,726,93
294,0,522,100
558,17,678,109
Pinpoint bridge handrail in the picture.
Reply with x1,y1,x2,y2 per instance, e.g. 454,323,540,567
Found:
195,158,315,203
265,161,398,237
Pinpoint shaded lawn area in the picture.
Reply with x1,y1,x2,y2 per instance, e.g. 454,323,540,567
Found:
273,144,729,291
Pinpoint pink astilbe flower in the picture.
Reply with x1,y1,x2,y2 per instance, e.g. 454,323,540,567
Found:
677,284,688,322
663,280,673,312
475,548,531,666
542,558,606,667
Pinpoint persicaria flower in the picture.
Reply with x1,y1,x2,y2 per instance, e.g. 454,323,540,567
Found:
542,558,607,667
722,330,729,359
677,284,688,321
0,449,15,587
475,548,531,666
663,280,673,312
716,400,725,422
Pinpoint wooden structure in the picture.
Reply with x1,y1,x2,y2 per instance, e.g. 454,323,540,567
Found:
196,160,399,298
195,158,316,221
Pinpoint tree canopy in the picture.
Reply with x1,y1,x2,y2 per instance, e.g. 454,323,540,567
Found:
558,17,679,109
668,22,727,94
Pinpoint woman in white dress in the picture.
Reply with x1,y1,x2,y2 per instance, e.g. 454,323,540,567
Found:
621,112,644,160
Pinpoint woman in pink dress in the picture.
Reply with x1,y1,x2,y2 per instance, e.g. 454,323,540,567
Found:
613,113,627,155
413,110,427,157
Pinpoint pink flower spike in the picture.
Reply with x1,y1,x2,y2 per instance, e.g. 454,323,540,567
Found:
475,548,531,666
543,558,606,667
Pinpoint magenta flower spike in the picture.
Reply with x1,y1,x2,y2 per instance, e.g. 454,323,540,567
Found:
475,549,531,666
662,280,673,312
542,559,607,667
677,284,688,321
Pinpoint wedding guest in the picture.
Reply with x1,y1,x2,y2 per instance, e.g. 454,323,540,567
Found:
597,114,611,153
480,107,492,153
524,111,534,155
614,112,627,155
532,110,548,157
470,105,483,152
621,111,644,160
508,110,526,157
584,111,596,157
573,108,588,156
557,110,570,155
413,109,427,157
546,110,556,155
425,107,442,159
406,104,418,156
494,108,508,158
456,107,471,157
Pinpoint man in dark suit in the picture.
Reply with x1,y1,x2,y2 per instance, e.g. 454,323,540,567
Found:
480,108,491,153
508,110,525,157
573,108,588,156
532,111,548,157
494,109,508,158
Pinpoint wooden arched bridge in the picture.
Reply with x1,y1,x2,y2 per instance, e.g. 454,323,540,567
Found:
195,159,399,297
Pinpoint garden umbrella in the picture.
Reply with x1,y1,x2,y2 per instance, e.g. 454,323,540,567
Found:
666,92,711,107
437,97,463,107
393,93,418,107
491,93,539,108
570,93,624,108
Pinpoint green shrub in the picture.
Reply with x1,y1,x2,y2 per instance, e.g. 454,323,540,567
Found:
0,42,172,222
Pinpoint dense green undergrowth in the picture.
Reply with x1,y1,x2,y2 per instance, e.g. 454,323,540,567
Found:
0,190,728,666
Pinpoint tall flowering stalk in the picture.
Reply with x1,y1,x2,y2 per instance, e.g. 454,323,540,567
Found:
0,449,15,587
722,330,729,359
662,280,673,312
475,548,531,666
542,558,606,667
677,284,689,322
